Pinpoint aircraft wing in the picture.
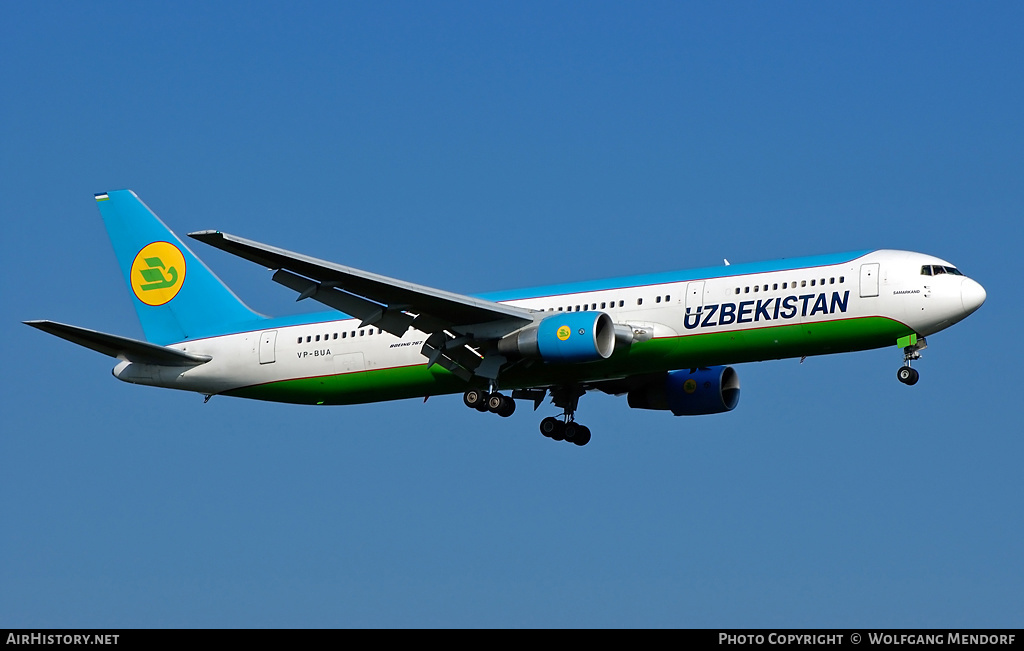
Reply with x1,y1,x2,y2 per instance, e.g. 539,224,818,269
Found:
189,230,537,380
24,320,212,366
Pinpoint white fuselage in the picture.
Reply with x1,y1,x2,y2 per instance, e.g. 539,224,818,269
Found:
113,249,985,402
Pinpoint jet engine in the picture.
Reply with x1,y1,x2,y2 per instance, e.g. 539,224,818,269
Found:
627,366,741,416
498,311,619,363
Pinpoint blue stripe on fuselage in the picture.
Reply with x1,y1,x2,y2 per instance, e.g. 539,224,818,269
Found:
477,250,873,303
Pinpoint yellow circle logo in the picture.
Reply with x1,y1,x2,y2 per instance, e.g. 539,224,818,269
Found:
130,241,186,306
556,325,571,341
683,379,697,394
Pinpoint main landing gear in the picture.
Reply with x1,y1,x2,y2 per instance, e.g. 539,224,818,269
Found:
538,385,591,446
462,384,593,446
897,336,927,386
539,416,591,446
463,388,516,417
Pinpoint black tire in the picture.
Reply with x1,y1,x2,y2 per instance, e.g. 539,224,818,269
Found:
572,426,591,446
897,367,919,385
497,397,516,418
487,393,505,412
540,417,563,440
463,389,486,409
563,422,579,442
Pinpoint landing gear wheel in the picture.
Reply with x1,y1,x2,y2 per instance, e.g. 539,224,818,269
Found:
486,393,504,412
572,425,591,446
463,389,488,410
563,422,580,442
897,366,920,386
487,393,516,417
497,397,516,418
540,417,564,440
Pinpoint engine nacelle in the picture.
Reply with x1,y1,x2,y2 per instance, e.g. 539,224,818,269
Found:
627,366,741,416
498,311,617,363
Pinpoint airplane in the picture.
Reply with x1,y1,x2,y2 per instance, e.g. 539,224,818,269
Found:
25,190,986,446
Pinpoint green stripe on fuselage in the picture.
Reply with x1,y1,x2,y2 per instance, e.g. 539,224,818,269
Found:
223,316,913,405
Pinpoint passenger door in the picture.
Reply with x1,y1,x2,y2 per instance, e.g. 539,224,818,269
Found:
860,263,880,298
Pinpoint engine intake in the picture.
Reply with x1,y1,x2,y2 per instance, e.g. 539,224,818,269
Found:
628,366,741,416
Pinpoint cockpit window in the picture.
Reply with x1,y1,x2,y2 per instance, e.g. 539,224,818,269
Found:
921,265,963,276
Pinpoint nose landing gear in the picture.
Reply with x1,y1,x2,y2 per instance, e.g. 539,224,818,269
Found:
897,335,926,386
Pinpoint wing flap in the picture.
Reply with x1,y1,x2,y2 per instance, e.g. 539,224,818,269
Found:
272,269,417,336
24,320,211,366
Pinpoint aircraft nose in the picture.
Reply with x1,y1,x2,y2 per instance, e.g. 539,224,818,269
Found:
961,277,986,315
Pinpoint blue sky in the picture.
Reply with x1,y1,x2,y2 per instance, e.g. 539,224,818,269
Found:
2,2,1021,628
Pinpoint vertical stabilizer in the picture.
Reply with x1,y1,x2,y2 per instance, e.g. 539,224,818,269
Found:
95,190,264,344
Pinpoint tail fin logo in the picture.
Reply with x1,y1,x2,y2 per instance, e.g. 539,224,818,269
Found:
130,242,186,306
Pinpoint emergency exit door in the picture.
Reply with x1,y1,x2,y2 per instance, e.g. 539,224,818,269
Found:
259,330,277,364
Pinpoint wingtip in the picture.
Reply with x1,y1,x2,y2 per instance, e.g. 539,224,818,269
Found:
187,230,223,240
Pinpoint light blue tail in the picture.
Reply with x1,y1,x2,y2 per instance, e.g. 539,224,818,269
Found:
95,189,264,345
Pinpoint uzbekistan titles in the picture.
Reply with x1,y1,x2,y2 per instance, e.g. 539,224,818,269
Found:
684,291,850,330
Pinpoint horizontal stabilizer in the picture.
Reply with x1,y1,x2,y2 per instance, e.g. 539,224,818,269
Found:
24,320,211,366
